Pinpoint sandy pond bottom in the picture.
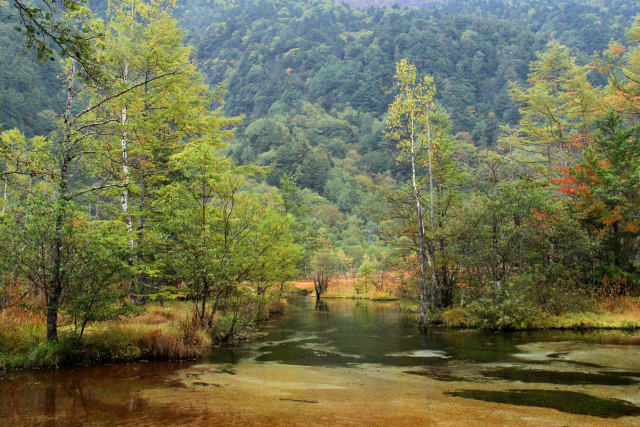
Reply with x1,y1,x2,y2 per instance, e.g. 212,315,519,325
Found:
2,299,640,425
2,360,639,426
151,361,640,426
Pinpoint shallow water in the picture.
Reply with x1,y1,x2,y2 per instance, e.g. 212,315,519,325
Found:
2,298,640,425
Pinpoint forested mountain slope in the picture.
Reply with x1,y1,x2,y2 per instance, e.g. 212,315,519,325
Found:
2,0,640,170
424,0,640,54
176,0,638,195
193,0,539,141
0,23,60,137
342,0,638,54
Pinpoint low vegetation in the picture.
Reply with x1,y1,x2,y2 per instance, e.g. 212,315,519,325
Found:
0,292,288,369
434,297,640,331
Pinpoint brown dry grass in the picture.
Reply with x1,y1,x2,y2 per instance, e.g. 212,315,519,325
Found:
0,306,44,328
126,304,179,325
268,299,286,315
290,274,401,299
0,301,211,369
0,306,45,353
597,296,640,315
110,302,210,360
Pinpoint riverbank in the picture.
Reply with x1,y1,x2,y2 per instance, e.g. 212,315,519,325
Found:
3,298,640,425
290,280,640,331
0,303,208,370
4,293,639,371
435,297,640,331
0,298,285,370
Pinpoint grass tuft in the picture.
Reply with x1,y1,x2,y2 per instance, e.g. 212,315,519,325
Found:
0,302,211,369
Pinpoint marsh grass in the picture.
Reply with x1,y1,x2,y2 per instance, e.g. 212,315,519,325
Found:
0,302,211,369
0,307,47,368
267,298,287,315
435,297,640,330
0,293,291,370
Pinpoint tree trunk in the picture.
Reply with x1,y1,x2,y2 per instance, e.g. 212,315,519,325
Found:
200,285,207,325
313,274,327,300
437,237,452,307
426,116,435,229
207,287,225,328
47,59,76,341
409,118,437,327
46,287,60,341
118,62,136,298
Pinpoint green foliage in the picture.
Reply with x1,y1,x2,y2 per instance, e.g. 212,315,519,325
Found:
63,221,133,337
0,0,301,346
466,281,543,331
557,112,640,293
154,137,299,327
2,0,98,69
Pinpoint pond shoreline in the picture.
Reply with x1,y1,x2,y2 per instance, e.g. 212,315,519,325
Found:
2,296,639,372
299,292,640,332
0,300,277,371
2,298,640,425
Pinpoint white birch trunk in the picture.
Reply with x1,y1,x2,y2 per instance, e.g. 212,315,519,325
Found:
119,62,134,253
409,117,437,327
426,115,435,230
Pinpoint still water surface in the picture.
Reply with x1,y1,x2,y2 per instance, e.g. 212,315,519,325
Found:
2,298,640,425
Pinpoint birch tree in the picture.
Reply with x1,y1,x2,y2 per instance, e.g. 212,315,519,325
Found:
1,56,132,340
385,59,438,326
0,3,191,339
91,0,236,297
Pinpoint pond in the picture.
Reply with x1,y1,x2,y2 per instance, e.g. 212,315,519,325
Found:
2,298,640,425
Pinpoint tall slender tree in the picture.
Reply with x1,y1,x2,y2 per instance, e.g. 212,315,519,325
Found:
385,58,438,326
90,0,238,297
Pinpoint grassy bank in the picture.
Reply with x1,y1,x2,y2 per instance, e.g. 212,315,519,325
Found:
435,297,640,331
289,279,640,331
0,303,210,370
0,297,287,370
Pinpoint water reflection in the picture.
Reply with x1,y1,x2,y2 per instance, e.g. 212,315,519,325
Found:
314,299,329,312
0,363,196,425
226,298,640,370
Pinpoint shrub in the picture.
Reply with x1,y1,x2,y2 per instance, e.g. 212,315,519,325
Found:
466,282,542,330
268,298,286,316
440,307,466,328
